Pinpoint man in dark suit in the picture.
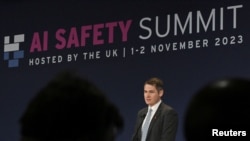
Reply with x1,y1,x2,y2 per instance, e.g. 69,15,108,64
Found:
132,77,178,141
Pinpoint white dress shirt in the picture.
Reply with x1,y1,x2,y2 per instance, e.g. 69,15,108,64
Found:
142,100,162,126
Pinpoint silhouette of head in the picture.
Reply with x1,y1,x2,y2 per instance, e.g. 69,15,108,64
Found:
184,78,250,141
20,71,123,141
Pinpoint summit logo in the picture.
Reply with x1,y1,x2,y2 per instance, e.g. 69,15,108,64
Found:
3,34,25,68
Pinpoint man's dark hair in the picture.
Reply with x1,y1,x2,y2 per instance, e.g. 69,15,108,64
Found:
145,77,164,92
20,71,123,141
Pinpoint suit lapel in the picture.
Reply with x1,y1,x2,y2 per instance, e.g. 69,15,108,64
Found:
136,108,148,139
147,102,163,136
138,108,148,128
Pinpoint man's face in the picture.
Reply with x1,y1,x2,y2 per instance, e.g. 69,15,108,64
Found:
144,84,163,106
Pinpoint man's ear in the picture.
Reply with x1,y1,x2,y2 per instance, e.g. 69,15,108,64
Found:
159,90,164,97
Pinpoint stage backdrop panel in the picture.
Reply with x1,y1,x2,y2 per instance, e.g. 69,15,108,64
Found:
1,1,249,141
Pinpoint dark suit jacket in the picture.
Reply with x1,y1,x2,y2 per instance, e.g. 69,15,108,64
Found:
132,102,178,141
